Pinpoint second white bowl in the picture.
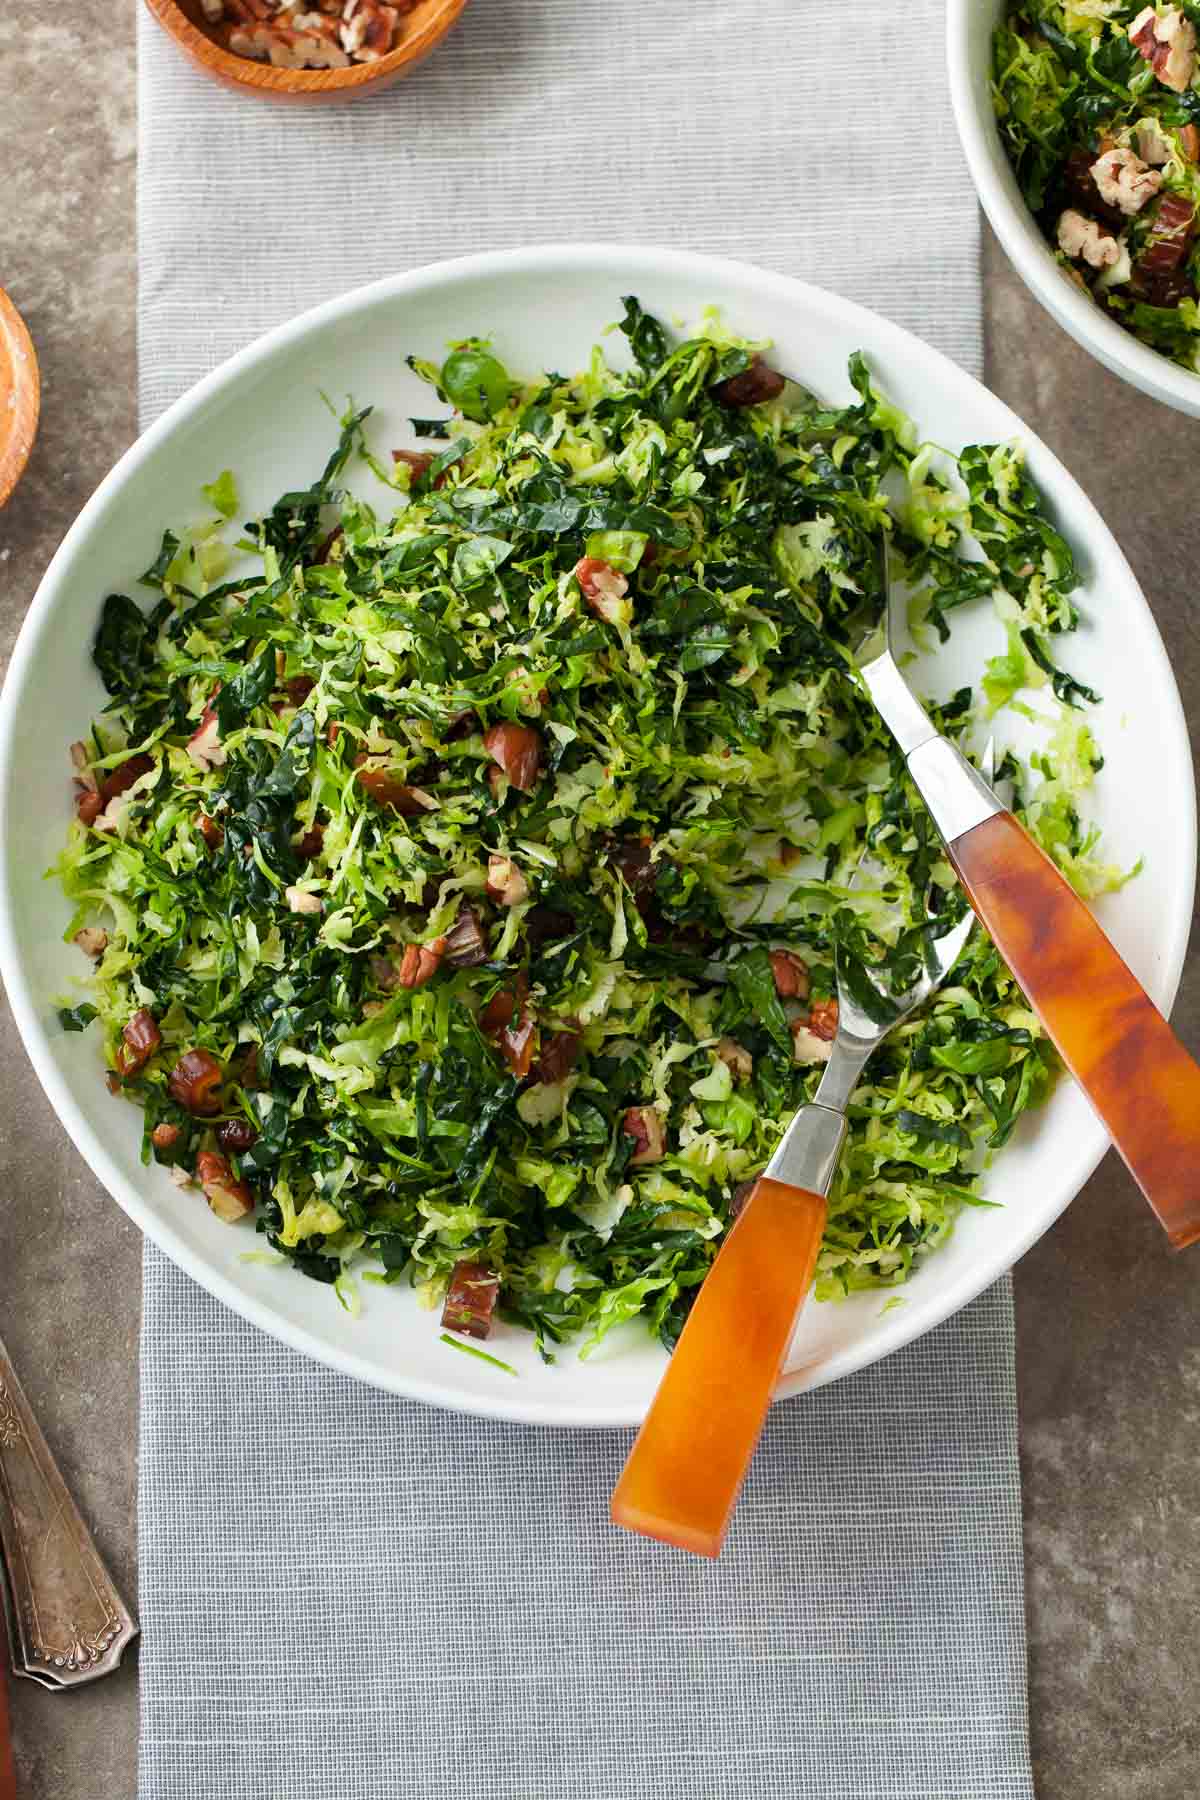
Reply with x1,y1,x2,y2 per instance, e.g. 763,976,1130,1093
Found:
948,0,1200,418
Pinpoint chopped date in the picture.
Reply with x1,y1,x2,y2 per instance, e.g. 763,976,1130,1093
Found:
392,448,435,481
168,1048,224,1115
483,722,543,793
714,355,786,408
1134,193,1196,305
100,753,154,802
297,822,325,861
533,1028,581,1085
115,1009,161,1077
311,524,344,566
197,811,225,850
1059,147,1126,233
76,752,155,825
442,708,480,742
216,1118,259,1155
441,1260,500,1340
609,834,657,903
524,905,576,947
480,973,536,1078
356,767,437,814
729,1178,757,1219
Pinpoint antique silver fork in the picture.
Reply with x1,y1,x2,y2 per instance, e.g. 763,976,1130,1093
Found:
0,1337,137,1690
611,766,988,1559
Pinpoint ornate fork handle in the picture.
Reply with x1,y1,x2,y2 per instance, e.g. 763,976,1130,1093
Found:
0,1336,137,1688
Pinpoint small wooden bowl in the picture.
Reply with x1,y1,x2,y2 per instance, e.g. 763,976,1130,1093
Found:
144,0,470,102
0,288,39,510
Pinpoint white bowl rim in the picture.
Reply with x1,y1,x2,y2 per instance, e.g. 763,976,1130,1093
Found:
947,0,1200,419
0,242,1194,1427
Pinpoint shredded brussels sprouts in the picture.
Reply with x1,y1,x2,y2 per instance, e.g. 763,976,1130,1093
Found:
53,299,1126,1361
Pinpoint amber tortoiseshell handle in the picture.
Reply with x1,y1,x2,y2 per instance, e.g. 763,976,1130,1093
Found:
610,1177,827,1558
948,809,1200,1249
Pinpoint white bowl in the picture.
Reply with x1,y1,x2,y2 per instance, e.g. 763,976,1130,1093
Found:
0,246,1193,1426
948,0,1200,417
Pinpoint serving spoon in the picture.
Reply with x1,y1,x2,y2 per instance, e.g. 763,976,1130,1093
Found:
611,825,981,1557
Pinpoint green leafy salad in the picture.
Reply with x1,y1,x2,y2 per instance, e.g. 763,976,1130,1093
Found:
995,2,1200,368
53,298,1125,1362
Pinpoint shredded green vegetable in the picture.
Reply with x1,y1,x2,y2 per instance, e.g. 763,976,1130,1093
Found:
994,1,1200,369
52,299,1125,1361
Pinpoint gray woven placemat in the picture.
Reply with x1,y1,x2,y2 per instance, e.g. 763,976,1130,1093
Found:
136,3,1032,1794
140,1257,1031,1800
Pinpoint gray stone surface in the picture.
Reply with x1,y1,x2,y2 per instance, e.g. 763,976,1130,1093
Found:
0,5,1196,1792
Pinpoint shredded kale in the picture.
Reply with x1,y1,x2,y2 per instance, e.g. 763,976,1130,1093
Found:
51,299,1128,1351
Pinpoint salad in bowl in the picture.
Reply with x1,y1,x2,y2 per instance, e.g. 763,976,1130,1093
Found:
994,2,1200,371
52,298,1125,1366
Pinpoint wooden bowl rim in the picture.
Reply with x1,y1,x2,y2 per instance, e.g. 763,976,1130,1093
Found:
143,0,470,95
0,287,40,510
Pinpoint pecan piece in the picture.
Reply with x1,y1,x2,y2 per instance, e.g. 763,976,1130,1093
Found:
1056,209,1121,270
397,941,444,989
574,557,630,625
1129,6,1197,93
341,0,399,60
769,949,811,1000
622,1106,666,1167
196,1150,255,1224
284,886,323,915
716,1037,753,1082
1090,147,1162,216
486,853,529,906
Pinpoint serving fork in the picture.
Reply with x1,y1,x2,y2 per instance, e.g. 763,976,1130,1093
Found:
860,533,1200,1251
611,824,982,1558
